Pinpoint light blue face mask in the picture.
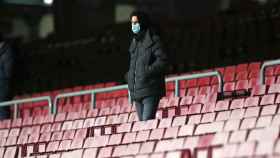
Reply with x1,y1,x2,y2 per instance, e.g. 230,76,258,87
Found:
132,23,141,34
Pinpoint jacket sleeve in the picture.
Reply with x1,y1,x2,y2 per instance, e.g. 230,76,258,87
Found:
124,71,128,82
124,50,131,82
146,40,168,77
1,44,14,79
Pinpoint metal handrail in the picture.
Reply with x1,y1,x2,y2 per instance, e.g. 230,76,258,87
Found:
260,59,280,84
53,85,129,114
166,71,224,96
0,96,52,119
53,71,224,114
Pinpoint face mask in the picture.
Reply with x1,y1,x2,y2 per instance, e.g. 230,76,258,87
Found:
132,23,140,34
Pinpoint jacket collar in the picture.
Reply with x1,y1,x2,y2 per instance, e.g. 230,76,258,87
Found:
142,29,154,49
129,29,154,53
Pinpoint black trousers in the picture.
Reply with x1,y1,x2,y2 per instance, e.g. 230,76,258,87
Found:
134,96,160,121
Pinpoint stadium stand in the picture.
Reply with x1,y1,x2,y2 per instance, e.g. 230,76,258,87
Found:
0,59,278,157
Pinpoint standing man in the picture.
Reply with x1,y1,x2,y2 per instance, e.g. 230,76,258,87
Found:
0,33,15,119
126,11,168,121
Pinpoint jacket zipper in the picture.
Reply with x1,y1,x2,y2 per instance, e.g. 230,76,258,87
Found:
133,43,139,92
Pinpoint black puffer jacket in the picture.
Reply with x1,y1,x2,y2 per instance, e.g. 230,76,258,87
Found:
0,42,14,80
127,29,168,101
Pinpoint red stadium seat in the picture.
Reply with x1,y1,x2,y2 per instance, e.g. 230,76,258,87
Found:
4,146,17,158
72,119,84,129
51,123,62,132
62,121,73,131
158,118,172,128
248,62,260,71
139,141,156,154
178,125,195,137
236,142,256,157
84,135,109,148
135,130,150,142
224,119,241,131
22,117,33,126
51,131,63,141
186,87,198,96
108,133,123,146
211,132,229,146
83,148,98,158
265,76,276,85
236,71,248,80
197,134,214,148
149,128,164,141
46,141,60,152
28,133,40,143
256,115,272,128
58,140,71,151
244,96,260,107
216,111,230,121
122,132,136,144
188,104,202,115
236,80,249,90
8,128,20,137
229,130,248,143
117,123,132,133
251,85,267,96
125,143,141,156
187,114,202,125
201,102,215,113
197,77,210,86
230,98,245,109
215,100,230,111
244,107,261,118
198,86,211,95
39,132,51,142
230,109,245,120
201,113,216,123
17,135,28,145
98,146,113,158
172,116,187,127
193,95,206,104
5,136,17,146
268,84,280,94
223,82,235,92
240,117,257,130
179,96,193,106
70,137,84,149
186,79,197,88
261,104,277,116
260,94,276,105
164,126,179,139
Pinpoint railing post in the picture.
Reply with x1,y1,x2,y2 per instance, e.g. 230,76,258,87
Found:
53,98,58,114
217,71,224,94
48,98,53,115
260,66,265,85
260,59,280,85
175,80,180,97
128,90,132,104
91,92,96,109
13,104,18,119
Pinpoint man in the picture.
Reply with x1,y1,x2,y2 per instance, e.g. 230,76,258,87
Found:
126,11,168,121
0,33,14,119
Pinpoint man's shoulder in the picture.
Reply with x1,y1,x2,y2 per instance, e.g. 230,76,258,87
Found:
152,34,160,41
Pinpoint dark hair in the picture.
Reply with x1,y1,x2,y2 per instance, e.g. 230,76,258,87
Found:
130,11,151,32
130,10,163,38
